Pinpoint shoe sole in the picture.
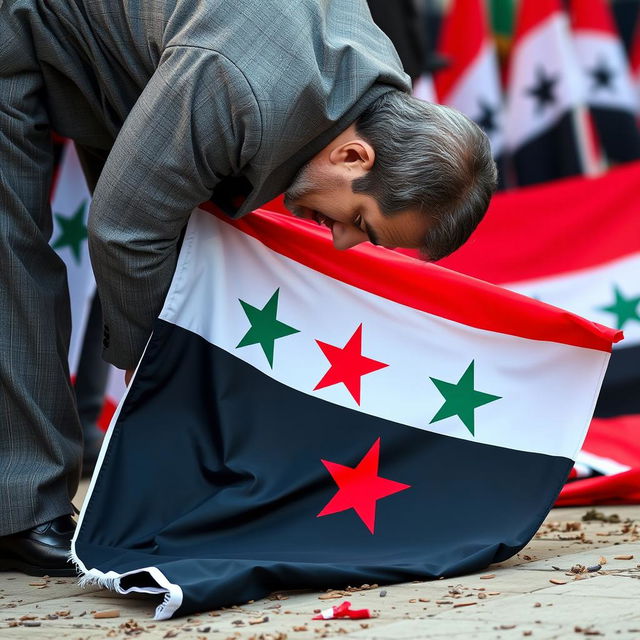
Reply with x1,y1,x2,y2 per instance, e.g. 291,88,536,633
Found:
0,558,78,577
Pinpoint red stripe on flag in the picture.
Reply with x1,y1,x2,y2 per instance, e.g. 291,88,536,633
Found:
199,203,620,352
558,415,640,505
582,415,640,469
557,468,640,506
568,0,617,36
434,0,486,102
514,0,562,41
415,162,640,285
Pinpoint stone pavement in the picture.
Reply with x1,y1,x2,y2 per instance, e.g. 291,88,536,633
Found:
1,483,639,640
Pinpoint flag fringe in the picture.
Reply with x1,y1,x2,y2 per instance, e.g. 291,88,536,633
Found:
67,551,183,620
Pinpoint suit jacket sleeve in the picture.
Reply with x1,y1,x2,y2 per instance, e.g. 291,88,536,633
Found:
88,46,261,369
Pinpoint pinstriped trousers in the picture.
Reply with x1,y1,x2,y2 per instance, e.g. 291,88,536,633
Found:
0,4,81,535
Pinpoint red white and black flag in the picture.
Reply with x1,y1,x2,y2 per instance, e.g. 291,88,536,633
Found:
434,0,506,186
558,415,640,506
504,0,600,185
72,205,618,618
428,163,640,505
434,162,640,420
569,0,640,164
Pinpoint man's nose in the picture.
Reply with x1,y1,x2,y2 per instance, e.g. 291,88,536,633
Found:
331,223,368,251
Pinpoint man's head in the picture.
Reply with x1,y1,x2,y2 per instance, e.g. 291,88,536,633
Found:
284,91,497,259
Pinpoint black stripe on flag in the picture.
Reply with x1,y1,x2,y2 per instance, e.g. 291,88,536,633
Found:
595,344,640,417
512,111,586,186
76,320,574,616
591,107,640,163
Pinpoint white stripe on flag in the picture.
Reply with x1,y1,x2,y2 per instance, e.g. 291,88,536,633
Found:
50,141,95,375
159,210,610,461
446,43,504,156
573,33,638,111
505,13,587,150
575,450,631,476
504,252,640,348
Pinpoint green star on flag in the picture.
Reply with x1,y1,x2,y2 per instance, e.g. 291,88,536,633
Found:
52,200,89,264
236,289,299,368
429,360,501,436
598,285,640,330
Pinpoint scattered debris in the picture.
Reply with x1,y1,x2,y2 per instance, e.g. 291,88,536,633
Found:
574,625,603,635
549,579,567,585
312,601,370,620
479,574,496,580
379,590,387,598
318,591,348,600
93,609,120,619
582,509,620,523
613,555,634,560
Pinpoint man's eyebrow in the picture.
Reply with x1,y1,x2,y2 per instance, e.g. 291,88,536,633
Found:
364,221,380,246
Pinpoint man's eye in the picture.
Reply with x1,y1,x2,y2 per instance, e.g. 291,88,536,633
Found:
353,215,364,231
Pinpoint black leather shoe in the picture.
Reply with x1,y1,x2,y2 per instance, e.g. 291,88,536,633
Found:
0,515,78,577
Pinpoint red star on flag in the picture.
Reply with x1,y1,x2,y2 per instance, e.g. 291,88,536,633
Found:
317,438,411,534
314,324,388,404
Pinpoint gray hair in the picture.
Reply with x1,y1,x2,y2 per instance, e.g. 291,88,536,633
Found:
352,91,497,260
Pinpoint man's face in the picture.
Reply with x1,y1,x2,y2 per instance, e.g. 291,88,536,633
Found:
284,161,430,252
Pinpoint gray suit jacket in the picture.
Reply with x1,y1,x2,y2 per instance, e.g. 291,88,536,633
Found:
23,0,410,369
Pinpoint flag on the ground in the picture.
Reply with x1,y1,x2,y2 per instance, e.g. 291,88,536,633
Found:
569,0,640,164
558,415,640,506
504,0,600,185
50,140,95,374
434,0,506,187
432,161,640,420
72,205,618,619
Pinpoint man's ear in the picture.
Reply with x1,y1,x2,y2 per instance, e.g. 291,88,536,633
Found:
328,138,375,177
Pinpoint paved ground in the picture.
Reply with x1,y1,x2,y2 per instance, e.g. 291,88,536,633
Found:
1,483,639,639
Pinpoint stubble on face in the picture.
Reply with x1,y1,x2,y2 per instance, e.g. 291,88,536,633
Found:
283,161,347,219
283,162,314,218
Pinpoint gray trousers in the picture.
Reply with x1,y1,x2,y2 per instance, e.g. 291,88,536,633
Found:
0,9,81,535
